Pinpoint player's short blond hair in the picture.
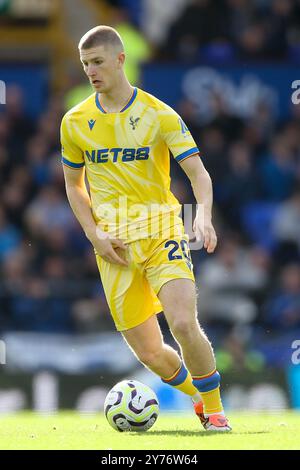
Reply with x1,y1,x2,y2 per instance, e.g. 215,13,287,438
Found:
78,26,124,52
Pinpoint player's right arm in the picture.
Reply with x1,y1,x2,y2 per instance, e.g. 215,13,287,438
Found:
62,166,128,266
61,115,128,267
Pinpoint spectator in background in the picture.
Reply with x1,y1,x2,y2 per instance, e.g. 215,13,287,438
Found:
0,205,21,261
2,166,33,228
209,93,245,142
263,263,300,331
282,120,300,156
0,250,30,331
226,0,255,42
237,20,268,59
72,294,113,333
26,135,51,187
37,111,61,153
198,126,228,187
263,0,293,59
288,0,300,59
0,145,10,188
163,0,230,61
40,227,70,259
259,134,296,201
1,249,77,333
219,141,261,228
5,85,35,158
215,326,265,373
8,275,74,333
272,187,300,263
24,185,75,237
0,114,11,160
198,237,270,293
196,237,270,327
42,255,68,282
157,0,298,60
141,0,189,48
246,101,276,150
227,0,295,60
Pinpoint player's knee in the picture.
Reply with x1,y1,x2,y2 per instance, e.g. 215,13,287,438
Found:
136,348,163,368
170,316,196,340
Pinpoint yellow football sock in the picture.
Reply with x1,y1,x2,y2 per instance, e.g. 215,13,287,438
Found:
161,363,200,397
200,387,223,414
192,370,224,414
173,373,200,397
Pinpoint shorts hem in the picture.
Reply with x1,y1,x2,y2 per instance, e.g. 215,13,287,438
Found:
154,275,195,297
116,308,162,332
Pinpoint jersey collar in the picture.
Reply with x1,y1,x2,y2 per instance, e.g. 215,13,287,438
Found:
95,87,137,114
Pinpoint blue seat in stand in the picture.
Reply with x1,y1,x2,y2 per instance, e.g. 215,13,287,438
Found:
241,202,279,251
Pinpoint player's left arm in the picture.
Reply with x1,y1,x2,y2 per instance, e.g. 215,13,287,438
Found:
158,105,217,253
180,155,217,254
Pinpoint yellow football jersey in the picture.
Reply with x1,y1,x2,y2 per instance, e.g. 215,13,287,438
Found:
60,87,199,243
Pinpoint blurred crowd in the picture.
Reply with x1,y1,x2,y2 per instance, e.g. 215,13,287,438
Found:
171,87,300,368
0,87,114,335
107,0,300,62
0,0,300,372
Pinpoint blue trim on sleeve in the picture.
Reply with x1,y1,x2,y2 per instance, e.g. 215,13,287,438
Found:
175,147,199,162
61,157,85,168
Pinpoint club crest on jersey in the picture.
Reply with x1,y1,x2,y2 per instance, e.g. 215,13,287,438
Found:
129,116,140,130
88,119,96,131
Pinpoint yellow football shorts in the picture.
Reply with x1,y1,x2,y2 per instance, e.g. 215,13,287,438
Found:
95,232,195,331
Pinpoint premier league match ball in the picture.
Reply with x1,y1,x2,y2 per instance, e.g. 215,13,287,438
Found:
104,380,159,432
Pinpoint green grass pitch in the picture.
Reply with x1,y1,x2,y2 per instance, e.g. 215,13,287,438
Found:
0,411,299,450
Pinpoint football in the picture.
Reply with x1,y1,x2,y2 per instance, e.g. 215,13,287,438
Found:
104,380,159,432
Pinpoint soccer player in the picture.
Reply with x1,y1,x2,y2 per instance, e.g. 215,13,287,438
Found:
61,26,231,431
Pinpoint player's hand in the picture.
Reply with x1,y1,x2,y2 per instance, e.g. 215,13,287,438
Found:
90,229,129,266
193,215,217,254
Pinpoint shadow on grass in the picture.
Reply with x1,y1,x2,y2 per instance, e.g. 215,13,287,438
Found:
134,430,271,437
